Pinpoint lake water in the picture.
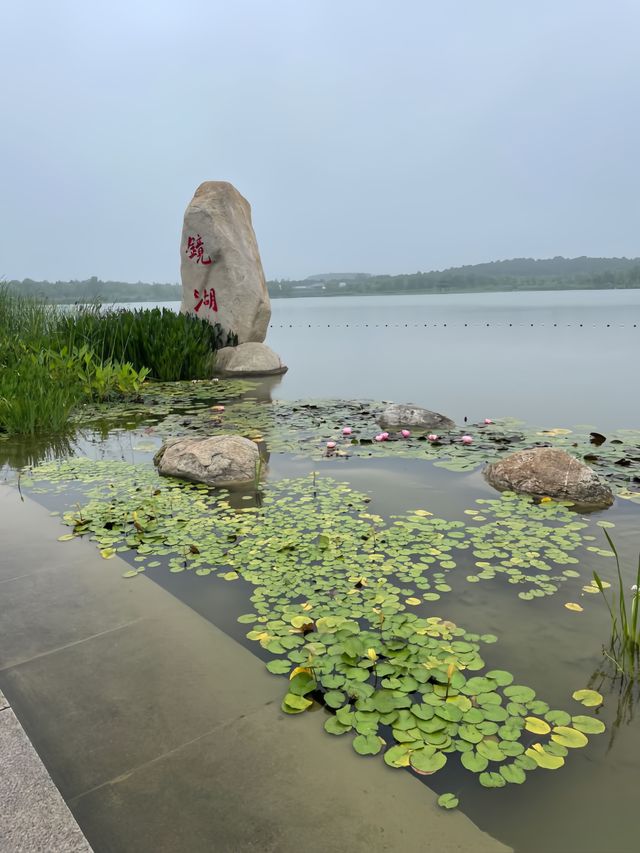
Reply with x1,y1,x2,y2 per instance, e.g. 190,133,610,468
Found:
7,288,640,852
123,290,640,430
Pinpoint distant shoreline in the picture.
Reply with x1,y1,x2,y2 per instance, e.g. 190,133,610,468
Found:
6,256,640,303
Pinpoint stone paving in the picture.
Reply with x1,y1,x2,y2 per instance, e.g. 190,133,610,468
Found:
0,484,510,853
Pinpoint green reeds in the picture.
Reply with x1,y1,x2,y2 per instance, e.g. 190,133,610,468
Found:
52,306,237,381
0,289,151,436
593,530,640,677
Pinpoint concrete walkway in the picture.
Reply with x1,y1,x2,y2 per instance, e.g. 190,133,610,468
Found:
1,687,92,852
0,484,510,853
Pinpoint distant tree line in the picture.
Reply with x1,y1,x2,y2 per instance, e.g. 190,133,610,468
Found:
3,276,182,304
268,257,640,298
4,257,640,303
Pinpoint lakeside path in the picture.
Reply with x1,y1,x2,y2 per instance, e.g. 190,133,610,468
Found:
0,484,510,853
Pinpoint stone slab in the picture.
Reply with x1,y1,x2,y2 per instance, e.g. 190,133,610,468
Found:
0,486,510,853
71,703,508,853
0,706,92,853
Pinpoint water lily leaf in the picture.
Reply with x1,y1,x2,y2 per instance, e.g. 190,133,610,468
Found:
222,571,239,581
525,744,564,769
477,740,505,762
460,750,488,773
564,602,583,612
479,771,506,788
100,548,116,559
485,670,514,687
410,748,447,774
289,672,316,696
500,764,527,784
384,744,411,767
545,710,572,726
353,734,383,756
434,703,463,723
458,725,483,744
551,726,589,748
515,754,538,771
437,793,459,809
282,693,312,714
503,685,535,703
371,690,397,714
57,533,75,541
121,569,138,578
524,717,551,735
324,716,351,735
266,659,291,675
571,715,606,734
572,689,603,707
324,690,346,709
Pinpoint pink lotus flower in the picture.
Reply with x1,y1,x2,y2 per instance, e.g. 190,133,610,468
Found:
381,432,389,440
401,429,411,438
374,434,385,442
342,427,352,436
326,441,337,449
484,418,493,425
427,434,439,442
461,435,473,445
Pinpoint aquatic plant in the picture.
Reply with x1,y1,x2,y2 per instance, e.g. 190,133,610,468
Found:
0,289,149,436
91,390,640,499
52,305,237,381
23,461,606,790
593,531,640,677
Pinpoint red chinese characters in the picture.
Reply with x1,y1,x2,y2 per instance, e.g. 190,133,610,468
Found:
193,288,218,313
186,234,212,265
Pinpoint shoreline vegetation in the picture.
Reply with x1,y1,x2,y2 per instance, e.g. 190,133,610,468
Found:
0,290,235,436
4,256,640,304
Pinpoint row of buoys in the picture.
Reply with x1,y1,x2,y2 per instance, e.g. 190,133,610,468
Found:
268,323,637,328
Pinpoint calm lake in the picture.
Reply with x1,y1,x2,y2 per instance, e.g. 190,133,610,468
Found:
129,289,640,430
5,288,640,853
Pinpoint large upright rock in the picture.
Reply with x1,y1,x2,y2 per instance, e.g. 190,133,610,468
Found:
180,182,271,343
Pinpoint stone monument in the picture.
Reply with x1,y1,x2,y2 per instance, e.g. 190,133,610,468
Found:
180,181,271,343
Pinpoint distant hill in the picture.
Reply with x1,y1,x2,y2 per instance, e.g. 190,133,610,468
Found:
268,256,640,298
4,257,640,303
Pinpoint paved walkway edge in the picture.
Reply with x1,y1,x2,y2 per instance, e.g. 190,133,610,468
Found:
0,689,93,852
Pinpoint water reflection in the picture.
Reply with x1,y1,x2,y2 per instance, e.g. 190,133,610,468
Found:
0,432,76,473
588,655,640,752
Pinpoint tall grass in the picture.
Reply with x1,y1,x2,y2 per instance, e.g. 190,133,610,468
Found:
0,288,237,436
593,530,640,678
0,289,79,434
53,305,237,381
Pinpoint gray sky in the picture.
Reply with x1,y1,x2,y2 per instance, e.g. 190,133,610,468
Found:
2,0,639,282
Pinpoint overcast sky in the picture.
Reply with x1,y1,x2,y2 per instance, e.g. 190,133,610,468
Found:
1,1,639,282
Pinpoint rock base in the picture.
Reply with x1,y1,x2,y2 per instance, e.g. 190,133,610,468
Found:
215,342,288,376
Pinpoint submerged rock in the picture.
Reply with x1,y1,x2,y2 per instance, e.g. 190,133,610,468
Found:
180,181,271,343
378,403,455,431
484,447,614,507
154,435,260,486
215,342,288,376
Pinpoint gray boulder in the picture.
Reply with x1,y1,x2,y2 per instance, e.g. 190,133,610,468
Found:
378,403,455,431
180,181,271,343
154,435,260,486
484,447,614,507
215,342,288,376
